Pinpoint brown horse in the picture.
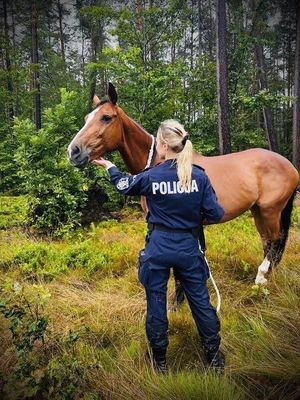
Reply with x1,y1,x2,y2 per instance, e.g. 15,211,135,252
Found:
68,83,299,286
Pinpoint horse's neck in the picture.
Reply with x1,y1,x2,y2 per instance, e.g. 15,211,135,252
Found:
117,107,160,174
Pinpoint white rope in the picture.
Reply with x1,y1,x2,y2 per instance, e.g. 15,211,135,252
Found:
199,243,221,312
144,135,155,170
203,251,221,313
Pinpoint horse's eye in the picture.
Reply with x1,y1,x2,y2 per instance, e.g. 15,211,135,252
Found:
101,115,112,123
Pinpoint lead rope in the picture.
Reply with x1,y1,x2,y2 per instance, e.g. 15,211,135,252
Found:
207,259,221,313
200,246,221,313
144,135,155,170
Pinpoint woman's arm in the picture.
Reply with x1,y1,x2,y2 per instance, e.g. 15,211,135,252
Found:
201,175,224,224
93,158,151,196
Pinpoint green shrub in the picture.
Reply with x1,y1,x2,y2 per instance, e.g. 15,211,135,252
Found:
64,243,108,277
0,122,23,194
0,284,89,400
12,244,66,281
64,240,134,279
12,88,131,236
0,195,28,229
14,89,90,236
0,283,49,398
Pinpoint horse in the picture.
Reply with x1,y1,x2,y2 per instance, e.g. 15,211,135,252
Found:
67,83,299,290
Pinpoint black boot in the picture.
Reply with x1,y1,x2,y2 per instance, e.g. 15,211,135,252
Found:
146,349,168,374
205,349,225,375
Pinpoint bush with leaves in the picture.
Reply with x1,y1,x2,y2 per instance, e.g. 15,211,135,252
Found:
0,282,50,399
14,89,91,236
0,122,23,194
0,282,91,400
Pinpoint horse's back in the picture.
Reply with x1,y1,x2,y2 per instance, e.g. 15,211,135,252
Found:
192,148,299,221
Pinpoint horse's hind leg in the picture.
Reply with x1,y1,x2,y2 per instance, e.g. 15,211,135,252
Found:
253,190,296,284
268,190,297,266
251,205,281,285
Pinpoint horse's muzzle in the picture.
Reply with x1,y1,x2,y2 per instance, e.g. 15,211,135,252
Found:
68,144,89,168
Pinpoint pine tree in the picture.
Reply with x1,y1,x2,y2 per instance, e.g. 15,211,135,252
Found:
250,0,278,152
31,0,41,129
293,0,300,171
216,0,231,154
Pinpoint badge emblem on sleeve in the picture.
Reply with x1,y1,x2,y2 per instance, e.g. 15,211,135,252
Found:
117,177,129,190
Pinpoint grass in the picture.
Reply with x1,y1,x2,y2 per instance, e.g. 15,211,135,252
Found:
0,195,299,400
0,196,28,229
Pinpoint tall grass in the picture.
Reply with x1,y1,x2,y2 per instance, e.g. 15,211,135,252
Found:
0,195,299,400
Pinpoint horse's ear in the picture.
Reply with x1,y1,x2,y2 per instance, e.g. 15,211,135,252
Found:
108,82,118,105
93,95,100,108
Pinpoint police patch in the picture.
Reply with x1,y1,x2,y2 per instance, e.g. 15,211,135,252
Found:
116,177,129,190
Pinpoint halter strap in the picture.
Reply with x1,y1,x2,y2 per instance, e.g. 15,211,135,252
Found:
144,135,156,170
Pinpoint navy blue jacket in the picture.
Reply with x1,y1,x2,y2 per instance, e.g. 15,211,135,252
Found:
107,159,224,229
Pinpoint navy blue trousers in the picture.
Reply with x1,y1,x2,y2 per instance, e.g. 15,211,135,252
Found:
138,229,220,353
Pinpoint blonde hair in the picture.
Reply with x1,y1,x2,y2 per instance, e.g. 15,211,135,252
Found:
157,119,193,190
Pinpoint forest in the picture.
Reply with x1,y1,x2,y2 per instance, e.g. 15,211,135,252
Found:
0,0,299,399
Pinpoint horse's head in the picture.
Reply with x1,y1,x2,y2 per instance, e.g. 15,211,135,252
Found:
68,83,122,167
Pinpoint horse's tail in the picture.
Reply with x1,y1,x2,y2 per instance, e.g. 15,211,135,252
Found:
274,189,297,265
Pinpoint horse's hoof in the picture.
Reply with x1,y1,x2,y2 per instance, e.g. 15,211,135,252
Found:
255,276,268,285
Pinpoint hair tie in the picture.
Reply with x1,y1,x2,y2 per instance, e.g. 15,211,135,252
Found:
182,134,189,146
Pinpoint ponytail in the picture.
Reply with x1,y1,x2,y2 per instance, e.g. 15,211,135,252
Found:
157,119,193,191
176,139,193,190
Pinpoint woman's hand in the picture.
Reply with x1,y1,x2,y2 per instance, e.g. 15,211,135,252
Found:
92,158,115,169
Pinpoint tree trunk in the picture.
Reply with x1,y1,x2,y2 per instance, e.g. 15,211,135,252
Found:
216,0,231,154
189,1,195,123
293,1,300,171
3,0,14,118
197,0,202,54
190,0,194,71
136,0,146,63
254,42,278,151
31,0,41,129
208,0,213,58
88,26,104,105
46,8,51,47
11,0,19,115
57,0,66,64
11,1,16,47
171,34,175,62
89,37,98,103
250,0,278,152
81,32,86,86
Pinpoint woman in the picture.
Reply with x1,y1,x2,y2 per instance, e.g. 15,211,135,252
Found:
93,119,225,374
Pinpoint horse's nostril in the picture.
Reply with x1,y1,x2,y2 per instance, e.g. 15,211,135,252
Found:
71,145,81,159
68,144,89,167
73,145,80,154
